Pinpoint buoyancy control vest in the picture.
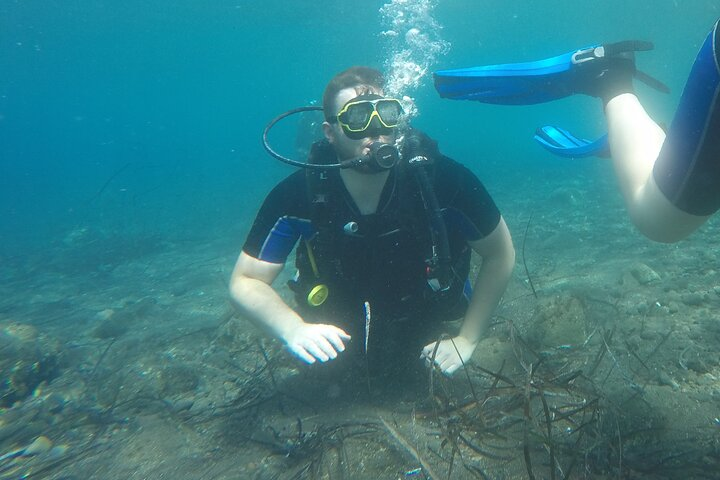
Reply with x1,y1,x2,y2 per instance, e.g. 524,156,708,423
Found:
289,130,471,330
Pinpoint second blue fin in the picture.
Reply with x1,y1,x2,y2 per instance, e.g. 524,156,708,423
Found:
533,125,609,158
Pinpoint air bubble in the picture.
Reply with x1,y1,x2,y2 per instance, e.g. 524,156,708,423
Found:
379,0,450,117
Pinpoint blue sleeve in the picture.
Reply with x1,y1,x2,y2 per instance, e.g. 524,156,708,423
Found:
242,172,315,263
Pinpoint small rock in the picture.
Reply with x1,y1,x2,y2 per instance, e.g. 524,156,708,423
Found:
95,309,115,321
47,445,69,460
625,335,641,352
2,323,38,342
92,318,128,339
640,330,658,341
166,398,194,412
24,436,53,456
548,187,583,206
667,301,680,314
686,357,710,374
630,263,661,285
44,393,66,414
0,323,61,408
681,292,703,306
160,365,199,396
657,370,680,390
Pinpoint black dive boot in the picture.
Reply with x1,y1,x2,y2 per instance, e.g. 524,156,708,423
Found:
571,41,670,104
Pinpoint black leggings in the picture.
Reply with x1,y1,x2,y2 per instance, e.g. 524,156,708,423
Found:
653,19,720,216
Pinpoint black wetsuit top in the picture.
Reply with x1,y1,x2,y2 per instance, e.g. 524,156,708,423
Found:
243,133,501,371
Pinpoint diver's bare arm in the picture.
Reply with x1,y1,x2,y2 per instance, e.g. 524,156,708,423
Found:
229,252,304,337
461,217,515,343
229,252,350,363
420,217,515,374
605,94,710,242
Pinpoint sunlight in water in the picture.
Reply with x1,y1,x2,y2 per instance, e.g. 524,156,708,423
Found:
379,0,450,118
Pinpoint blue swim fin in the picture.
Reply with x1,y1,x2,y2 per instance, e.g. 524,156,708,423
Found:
534,125,609,158
434,49,582,105
434,41,669,105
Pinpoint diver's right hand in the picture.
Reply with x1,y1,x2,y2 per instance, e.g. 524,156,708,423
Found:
282,323,351,364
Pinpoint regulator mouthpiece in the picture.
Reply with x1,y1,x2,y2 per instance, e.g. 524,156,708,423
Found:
341,141,400,172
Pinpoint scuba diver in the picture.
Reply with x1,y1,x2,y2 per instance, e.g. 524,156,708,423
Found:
434,19,719,244
229,66,515,385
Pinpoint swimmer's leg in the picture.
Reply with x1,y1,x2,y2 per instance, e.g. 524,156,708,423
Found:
606,19,719,242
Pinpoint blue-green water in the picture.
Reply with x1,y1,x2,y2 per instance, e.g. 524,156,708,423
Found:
2,3,720,478
1,0,716,254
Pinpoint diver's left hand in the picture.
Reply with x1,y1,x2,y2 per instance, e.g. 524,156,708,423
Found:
420,336,478,376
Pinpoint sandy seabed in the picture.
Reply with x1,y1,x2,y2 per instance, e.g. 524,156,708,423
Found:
1,171,719,480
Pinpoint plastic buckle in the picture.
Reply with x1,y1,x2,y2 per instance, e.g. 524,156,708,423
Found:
408,155,429,166
571,46,605,65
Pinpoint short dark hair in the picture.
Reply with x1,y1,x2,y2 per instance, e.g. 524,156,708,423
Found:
322,66,385,122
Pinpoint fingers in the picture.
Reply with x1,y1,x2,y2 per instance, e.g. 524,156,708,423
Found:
420,341,439,360
312,334,339,361
420,341,442,365
323,326,350,353
313,325,351,358
288,344,317,364
288,341,327,364
420,340,464,376
439,358,460,376
331,326,352,340
286,324,352,364
306,338,334,362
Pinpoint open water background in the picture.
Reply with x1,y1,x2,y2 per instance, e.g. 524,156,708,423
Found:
2,3,720,478
1,0,717,256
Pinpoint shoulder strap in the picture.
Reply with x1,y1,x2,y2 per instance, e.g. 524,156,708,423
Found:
401,129,453,291
305,140,335,214
303,140,343,277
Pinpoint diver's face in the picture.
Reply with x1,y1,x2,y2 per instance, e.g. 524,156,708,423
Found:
323,87,396,162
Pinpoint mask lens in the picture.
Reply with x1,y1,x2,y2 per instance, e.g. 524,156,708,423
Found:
376,100,403,126
339,102,374,131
